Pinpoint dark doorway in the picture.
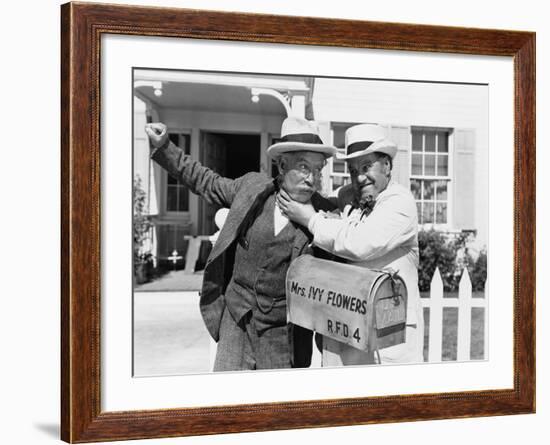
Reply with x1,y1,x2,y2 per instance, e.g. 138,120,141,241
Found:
218,133,261,178
199,132,261,234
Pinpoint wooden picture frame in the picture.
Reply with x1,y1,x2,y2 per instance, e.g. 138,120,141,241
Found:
61,1,535,442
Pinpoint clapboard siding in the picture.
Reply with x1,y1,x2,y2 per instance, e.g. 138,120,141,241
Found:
312,78,487,130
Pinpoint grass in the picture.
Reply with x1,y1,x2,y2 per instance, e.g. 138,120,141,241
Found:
421,291,485,361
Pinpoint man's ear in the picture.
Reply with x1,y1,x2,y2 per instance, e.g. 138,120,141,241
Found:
382,157,392,176
277,157,286,176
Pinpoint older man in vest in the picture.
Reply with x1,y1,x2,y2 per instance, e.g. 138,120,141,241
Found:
277,123,424,365
145,117,337,371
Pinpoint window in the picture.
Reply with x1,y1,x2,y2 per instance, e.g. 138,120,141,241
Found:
328,123,355,193
166,133,191,212
410,128,451,225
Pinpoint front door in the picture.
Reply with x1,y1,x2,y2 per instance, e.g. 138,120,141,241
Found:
199,132,227,235
199,131,261,235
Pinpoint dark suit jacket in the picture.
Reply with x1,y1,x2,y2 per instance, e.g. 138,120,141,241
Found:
152,141,336,341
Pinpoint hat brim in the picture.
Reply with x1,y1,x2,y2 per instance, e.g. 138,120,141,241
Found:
267,141,337,159
338,139,398,160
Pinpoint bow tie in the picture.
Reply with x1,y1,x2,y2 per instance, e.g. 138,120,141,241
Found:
347,202,374,220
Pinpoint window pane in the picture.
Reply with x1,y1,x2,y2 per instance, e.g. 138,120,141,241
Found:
423,180,434,200
436,180,448,200
182,134,191,155
412,154,423,175
410,179,422,200
425,132,436,152
416,202,423,224
423,202,435,223
167,187,177,211
437,154,449,176
178,187,189,211
168,133,191,153
425,154,436,175
332,159,346,174
437,133,448,153
167,175,178,185
168,133,179,145
412,132,423,152
436,203,447,224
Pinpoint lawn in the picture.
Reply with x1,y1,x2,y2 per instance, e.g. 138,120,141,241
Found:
421,291,485,362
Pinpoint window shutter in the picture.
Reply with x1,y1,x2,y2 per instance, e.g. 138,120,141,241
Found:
317,121,332,194
385,125,411,189
452,129,476,230
317,121,332,146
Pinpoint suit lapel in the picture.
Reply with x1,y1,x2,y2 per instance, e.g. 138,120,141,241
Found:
291,222,312,259
208,177,275,261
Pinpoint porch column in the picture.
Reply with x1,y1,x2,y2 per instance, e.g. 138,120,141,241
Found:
290,95,306,118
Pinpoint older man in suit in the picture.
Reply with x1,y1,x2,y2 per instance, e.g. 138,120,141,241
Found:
145,117,336,371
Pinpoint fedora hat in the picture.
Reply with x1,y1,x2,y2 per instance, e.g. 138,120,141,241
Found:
267,117,337,159
339,123,397,160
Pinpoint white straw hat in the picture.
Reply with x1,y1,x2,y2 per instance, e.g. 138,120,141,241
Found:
267,117,337,159
340,123,397,160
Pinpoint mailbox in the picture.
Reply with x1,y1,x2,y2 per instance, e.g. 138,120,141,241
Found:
286,255,407,352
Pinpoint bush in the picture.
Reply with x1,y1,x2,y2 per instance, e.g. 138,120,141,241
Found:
418,230,460,291
467,248,487,291
418,229,487,292
134,175,154,280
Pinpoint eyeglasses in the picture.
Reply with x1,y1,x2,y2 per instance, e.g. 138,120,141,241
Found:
292,161,325,178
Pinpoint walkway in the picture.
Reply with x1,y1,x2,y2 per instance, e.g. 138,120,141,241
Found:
133,291,212,376
135,270,203,292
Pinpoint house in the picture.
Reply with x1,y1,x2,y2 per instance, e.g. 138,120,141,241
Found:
133,69,487,269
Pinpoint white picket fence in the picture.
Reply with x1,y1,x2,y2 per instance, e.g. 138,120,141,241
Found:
421,267,487,362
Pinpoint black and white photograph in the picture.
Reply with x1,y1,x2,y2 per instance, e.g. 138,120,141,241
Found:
132,69,488,376
4,0,545,443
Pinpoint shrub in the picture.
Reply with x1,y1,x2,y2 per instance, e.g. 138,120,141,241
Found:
467,248,487,291
133,175,154,280
418,229,487,293
418,229,459,291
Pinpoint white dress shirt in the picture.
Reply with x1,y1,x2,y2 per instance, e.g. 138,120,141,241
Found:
274,193,290,236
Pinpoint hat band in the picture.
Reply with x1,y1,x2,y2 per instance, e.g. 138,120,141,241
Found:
280,133,323,145
347,141,374,155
